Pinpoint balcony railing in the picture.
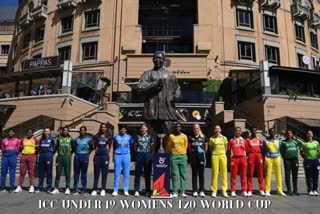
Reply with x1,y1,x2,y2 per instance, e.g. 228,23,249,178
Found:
291,2,311,21
57,0,80,9
309,12,320,29
235,0,255,4
19,12,33,28
31,4,48,20
259,0,281,10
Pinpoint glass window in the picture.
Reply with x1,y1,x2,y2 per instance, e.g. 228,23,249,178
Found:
58,46,71,64
310,30,318,49
236,9,254,29
238,41,256,62
263,14,278,34
35,25,45,43
297,53,308,69
85,10,100,28
295,24,305,43
61,16,74,34
265,45,280,65
82,42,98,61
0,45,10,55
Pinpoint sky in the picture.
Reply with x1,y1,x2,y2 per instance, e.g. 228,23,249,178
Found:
0,0,19,7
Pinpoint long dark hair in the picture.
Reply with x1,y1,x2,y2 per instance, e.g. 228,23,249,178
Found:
41,128,51,141
97,123,108,137
60,127,71,138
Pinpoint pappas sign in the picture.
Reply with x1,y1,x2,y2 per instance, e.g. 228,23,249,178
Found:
22,56,59,71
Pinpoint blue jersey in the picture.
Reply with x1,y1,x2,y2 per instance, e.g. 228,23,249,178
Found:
262,137,281,158
72,135,93,155
39,136,56,153
94,135,112,155
113,133,133,155
135,134,153,153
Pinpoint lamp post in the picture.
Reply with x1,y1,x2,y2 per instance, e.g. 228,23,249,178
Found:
62,60,73,94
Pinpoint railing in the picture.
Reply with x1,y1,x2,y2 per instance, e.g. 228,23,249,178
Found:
31,4,48,19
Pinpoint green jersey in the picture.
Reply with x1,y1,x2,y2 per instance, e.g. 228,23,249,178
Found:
281,139,299,159
299,140,320,160
57,136,73,156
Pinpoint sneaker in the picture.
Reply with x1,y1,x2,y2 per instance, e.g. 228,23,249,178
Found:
277,191,286,196
309,191,314,196
112,192,118,197
146,192,151,197
172,193,178,198
231,192,237,197
222,192,229,198
46,188,52,193
134,191,139,197
193,192,198,197
260,191,266,196
91,190,97,196
211,192,217,198
247,192,253,197
124,191,129,196
199,191,205,197
34,188,41,193
265,192,271,197
80,191,87,196
181,193,187,198
50,188,59,195
14,186,22,193
29,186,34,193
241,192,248,197
314,191,319,196
65,188,70,195
293,192,300,196
0,187,6,192
288,192,294,196
100,190,106,197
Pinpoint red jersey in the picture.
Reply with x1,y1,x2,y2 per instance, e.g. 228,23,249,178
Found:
246,138,262,153
228,137,247,157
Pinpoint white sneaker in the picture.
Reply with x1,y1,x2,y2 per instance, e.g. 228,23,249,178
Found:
91,190,97,196
277,191,286,196
260,190,265,196
65,188,70,195
241,191,248,197
172,193,178,198
309,191,315,196
181,193,187,198
222,192,229,198
29,186,34,193
211,192,217,198
50,188,59,195
231,192,237,197
193,192,198,197
247,192,253,197
265,192,271,197
124,191,129,196
314,191,319,196
112,191,118,197
199,191,205,197
134,191,139,197
14,186,22,193
100,190,106,197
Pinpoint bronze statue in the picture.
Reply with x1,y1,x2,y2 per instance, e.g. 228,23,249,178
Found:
135,51,182,136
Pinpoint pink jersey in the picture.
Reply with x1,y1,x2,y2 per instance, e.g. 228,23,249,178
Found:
1,137,21,156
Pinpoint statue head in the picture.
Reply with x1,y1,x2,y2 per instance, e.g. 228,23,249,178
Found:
153,51,166,70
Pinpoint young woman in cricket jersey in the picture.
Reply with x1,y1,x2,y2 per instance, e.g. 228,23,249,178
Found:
50,127,73,195
91,123,112,197
14,129,39,193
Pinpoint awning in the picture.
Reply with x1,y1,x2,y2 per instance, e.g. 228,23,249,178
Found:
269,66,320,76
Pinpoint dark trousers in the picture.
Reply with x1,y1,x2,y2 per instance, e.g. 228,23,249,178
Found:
38,153,53,191
73,154,89,192
190,153,205,192
1,155,17,188
134,152,152,192
93,154,109,190
304,159,319,192
283,159,299,193
55,155,71,188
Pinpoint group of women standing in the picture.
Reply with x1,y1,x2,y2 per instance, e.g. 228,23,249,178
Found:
0,123,319,198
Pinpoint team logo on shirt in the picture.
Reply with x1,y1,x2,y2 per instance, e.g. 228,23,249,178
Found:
156,157,168,168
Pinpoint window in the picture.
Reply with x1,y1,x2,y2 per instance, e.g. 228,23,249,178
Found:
263,14,278,34
0,66,6,74
312,56,320,71
61,16,74,34
84,10,100,28
82,42,98,61
1,45,10,55
265,45,280,65
295,24,305,43
297,53,308,69
310,31,318,49
23,33,31,49
35,25,45,43
236,9,254,29
33,53,42,59
58,46,71,64
238,41,256,62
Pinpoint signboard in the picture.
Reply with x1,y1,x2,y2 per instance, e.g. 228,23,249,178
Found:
152,153,171,198
119,106,211,122
22,56,59,71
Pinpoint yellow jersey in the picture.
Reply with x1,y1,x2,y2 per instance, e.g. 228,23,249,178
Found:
209,135,228,155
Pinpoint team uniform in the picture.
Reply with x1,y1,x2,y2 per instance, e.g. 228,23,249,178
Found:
168,133,188,196
72,135,93,194
300,140,320,195
209,135,228,196
36,136,56,192
262,137,283,195
1,137,21,191
113,133,133,195
281,139,299,194
188,135,207,194
134,133,153,195
246,137,265,194
228,137,248,195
